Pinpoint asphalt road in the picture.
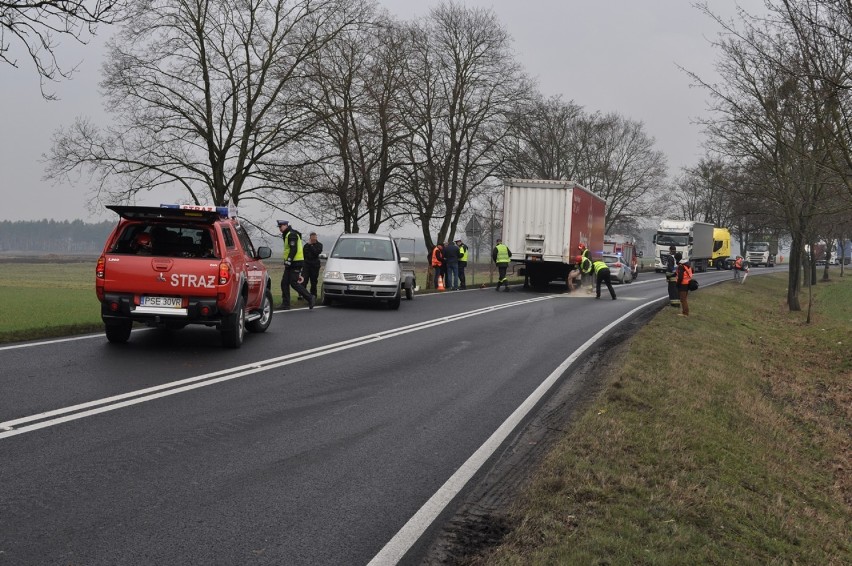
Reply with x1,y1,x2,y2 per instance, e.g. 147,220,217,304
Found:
0,267,784,565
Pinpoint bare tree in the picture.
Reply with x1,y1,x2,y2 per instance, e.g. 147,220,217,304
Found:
289,12,410,233
497,94,587,180
577,112,668,232
46,0,369,217
1,0,127,98
398,2,528,255
691,2,840,313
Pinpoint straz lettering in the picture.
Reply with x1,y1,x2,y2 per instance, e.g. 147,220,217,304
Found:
170,274,216,288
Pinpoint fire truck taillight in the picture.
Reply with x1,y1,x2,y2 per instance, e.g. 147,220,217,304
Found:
218,262,231,284
96,256,106,279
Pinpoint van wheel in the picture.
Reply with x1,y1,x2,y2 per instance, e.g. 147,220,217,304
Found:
221,295,245,348
105,320,132,344
247,290,273,333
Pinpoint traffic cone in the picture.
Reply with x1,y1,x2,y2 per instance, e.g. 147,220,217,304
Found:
437,275,445,291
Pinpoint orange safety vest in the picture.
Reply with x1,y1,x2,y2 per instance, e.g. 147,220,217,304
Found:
679,264,693,285
431,246,444,267
735,257,743,269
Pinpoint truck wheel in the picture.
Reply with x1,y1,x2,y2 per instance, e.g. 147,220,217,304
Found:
387,291,401,310
221,295,245,349
104,320,132,344
247,290,273,333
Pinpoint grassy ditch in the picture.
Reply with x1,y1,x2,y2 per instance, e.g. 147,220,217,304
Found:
470,273,851,565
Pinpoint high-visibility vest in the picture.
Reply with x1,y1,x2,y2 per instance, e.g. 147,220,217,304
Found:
459,244,468,263
431,246,443,267
283,229,304,261
679,264,693,285
592,260,608,274
581,256,592,274
495,243,510,264
735,257,743,269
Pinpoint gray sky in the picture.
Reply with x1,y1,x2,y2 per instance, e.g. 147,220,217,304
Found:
0,0,763,223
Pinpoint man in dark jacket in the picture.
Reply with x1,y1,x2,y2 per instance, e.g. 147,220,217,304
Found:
302,232,323,299
443,240,460,290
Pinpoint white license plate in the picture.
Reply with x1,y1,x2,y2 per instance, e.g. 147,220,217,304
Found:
140,296,182,308
347,284,370,291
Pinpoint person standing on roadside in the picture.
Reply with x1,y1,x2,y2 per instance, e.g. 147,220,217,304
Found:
676,257,693,316
665,245,680,308
493,238,512,291
733,255,746,282
277,220,314,310
431,242,445,289
443,239,460,290
456,238,469,290
592,258,617,300
302,232,323,299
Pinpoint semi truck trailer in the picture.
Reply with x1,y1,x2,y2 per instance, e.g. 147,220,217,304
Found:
652,220,714,273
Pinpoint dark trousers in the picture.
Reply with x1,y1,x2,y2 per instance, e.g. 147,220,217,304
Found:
667,274,680,306
596,268,616,299
678,286,690,315
281,263,310,308
496,263,508,288
304,262,320,296
458,263,467,289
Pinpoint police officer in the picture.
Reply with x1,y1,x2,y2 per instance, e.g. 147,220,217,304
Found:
456,238,469,290
665,245,680,307
592,258,617,300
277,220,314,310
303,232,323,299
493,238,511,291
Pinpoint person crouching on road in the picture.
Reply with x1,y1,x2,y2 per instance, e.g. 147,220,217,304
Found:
592,259,616,300
277,220,314,310
676,257,693,316
493,238,512,291
567,256,583,292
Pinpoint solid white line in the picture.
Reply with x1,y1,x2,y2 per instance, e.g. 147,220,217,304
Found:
0,296,553,440
367,295,667,566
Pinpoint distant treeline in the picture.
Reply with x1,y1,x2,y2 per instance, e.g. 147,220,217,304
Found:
0,219,115,254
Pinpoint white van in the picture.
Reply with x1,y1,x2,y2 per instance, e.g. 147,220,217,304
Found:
320,233,415,309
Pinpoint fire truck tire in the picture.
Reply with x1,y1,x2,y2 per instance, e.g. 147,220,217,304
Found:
221,295,246,349
104,320,132,344
247,290,273,333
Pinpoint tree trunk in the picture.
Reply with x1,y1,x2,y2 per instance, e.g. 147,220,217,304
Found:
787,235,802,311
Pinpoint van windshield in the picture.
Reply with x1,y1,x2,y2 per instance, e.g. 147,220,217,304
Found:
331,238,395,261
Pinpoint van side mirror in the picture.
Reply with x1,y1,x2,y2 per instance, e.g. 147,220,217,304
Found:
319,252,328,260
399,256,410,263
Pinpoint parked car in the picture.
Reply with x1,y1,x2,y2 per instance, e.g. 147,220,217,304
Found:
602,253,632,284
320,233,415,309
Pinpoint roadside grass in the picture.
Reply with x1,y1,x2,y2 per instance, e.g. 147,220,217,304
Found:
471,273,851,565
0,261,103,343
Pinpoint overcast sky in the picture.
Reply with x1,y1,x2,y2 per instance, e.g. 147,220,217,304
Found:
0,0,764,224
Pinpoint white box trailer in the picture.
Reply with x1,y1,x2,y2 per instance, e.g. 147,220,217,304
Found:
502,178,606,289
